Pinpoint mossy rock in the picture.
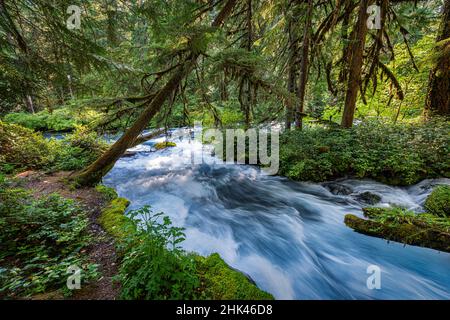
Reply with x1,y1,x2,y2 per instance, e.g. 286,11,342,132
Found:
99,197,130,240
195,253,274,300
95,184,118,201
424,185,450,218
355,191,382,205
154,141,176,150
344,209,450,253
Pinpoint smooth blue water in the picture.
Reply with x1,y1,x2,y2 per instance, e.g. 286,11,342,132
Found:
103,128,450,299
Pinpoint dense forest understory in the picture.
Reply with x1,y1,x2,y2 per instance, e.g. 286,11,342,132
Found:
1,0,449,300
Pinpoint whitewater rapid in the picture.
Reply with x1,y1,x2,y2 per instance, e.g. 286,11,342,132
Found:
103,128,450,299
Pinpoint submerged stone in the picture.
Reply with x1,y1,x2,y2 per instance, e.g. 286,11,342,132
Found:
354,191,382,205
324,182,353,195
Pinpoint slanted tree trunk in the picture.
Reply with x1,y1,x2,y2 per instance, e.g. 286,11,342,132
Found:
425,0,449,117
341,0,370,128
73,0,238,186
295,0,313,129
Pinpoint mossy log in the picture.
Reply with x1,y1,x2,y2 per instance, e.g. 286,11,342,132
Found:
154,141,176,150
344,213,450,253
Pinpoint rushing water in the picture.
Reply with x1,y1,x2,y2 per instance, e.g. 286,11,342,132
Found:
103,127,450,299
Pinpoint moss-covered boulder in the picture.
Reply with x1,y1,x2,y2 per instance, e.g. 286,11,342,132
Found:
424,185,450,218
344,207,450,252
195,253,274,300
98,197,130,239
154,141,176,150
354,191,382,205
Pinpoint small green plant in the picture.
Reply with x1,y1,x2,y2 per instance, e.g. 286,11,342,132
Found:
117,206,200,300
50,126,108,171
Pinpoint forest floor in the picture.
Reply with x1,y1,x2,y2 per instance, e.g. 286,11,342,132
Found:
16,171,120,300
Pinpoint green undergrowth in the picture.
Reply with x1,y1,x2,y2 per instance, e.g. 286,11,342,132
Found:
424,185,450,217
98,202,273,300
3,106,101,132
0,121,108,174
280,119,449,185
0,178,99,298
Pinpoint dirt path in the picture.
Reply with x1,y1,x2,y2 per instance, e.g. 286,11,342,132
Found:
17,171,120,300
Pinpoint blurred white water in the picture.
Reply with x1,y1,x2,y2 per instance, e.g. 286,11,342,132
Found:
104,127,450,299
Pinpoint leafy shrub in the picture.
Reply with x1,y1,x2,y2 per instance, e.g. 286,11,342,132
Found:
0,122,108,173
0,184,98,298
0,121,53,172
117,206,200,300
425,185,450,218
3,107,102,132
4,110,77,132
50,126,108,171
280,119,450,185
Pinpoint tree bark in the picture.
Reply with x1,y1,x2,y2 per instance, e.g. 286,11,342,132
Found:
295,0,313,129
285,2,299,131
73,0,238,186
341,0,370,128
425,0,449,117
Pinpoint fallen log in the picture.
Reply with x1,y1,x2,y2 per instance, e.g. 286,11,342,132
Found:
129,129,165,148
344,213,450,253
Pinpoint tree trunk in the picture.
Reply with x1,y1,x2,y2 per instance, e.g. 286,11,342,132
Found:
25,95,35,114
341,0,370,128
72,0,238,186
425,0,449,117
295,0,313,129
241,0,253,128
286,62,296,130
285,7,298,131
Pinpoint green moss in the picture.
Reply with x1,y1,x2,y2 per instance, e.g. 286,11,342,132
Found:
95,184,118,201
424,185,450,218
344,206,450,252
154,141,176,150
99,197,131,240
195,253,274,300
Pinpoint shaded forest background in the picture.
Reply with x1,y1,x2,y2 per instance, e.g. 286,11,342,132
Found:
1,0,448,127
